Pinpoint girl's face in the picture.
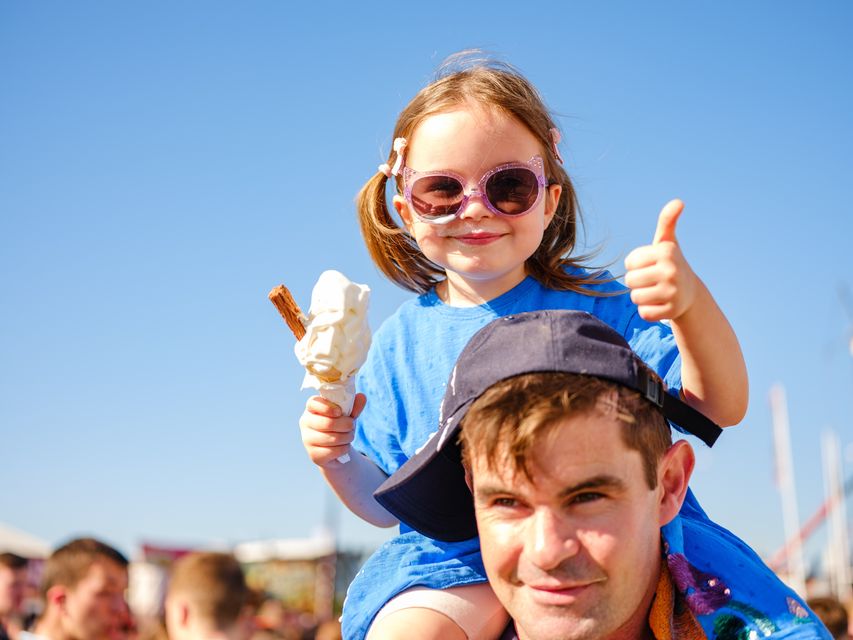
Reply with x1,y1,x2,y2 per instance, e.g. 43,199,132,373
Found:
393,106,561,305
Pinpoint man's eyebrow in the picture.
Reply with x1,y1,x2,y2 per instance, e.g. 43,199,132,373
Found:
473,474,627,500
473,483,517,500
557,475,627,499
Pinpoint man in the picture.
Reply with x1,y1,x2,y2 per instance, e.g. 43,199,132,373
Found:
376,310,830,639
0,553,28,640
22,537,128,640
164,552,251,640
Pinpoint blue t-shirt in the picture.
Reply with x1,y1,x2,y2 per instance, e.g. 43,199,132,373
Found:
342,272,827,640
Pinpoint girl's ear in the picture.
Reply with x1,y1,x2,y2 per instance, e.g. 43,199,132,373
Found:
393,194,414,231
544,183,562,227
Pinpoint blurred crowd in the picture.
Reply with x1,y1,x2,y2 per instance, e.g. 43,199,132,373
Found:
0,540,341,640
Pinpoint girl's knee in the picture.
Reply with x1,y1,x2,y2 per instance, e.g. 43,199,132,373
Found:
366,607,467,640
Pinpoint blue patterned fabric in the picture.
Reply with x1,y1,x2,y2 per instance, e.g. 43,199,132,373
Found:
663,491,829,638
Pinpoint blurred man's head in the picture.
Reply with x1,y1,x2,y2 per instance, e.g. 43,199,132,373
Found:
37,537,129,640
164,552,251,640
0,552,28,620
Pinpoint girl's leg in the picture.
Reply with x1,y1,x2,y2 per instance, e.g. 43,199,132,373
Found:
366,583,509,640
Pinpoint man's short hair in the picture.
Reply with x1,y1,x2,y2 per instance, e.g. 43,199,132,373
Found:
459,372,672,489
41,537,128,598
0,553,28,571
168,552,248,630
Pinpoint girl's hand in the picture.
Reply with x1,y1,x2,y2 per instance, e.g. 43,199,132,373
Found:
624,199,698,322
299,393,366,468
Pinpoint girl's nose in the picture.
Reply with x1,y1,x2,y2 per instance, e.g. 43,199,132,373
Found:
457,189,494,222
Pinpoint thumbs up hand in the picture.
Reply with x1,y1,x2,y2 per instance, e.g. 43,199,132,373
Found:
624,199,698,322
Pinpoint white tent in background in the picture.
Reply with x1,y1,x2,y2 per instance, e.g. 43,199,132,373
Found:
233,530,336,563
0,522,51,558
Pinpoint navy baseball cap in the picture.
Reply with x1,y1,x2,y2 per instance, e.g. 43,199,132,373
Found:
374,309,723,542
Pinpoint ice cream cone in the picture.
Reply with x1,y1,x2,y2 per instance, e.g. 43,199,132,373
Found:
269,272,372,465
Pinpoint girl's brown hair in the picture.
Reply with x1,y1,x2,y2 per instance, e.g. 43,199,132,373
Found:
357,53,605,294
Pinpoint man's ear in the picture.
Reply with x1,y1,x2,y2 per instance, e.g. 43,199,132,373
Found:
463,463,474,494
166,596,191,629
392,194,413,231
45,584,67,612
657,440,695,526
179,600,191,627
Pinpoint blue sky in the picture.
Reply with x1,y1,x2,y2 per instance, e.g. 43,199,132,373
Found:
2,2,852,571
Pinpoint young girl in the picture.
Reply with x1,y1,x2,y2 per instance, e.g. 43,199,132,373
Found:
299,57,748,639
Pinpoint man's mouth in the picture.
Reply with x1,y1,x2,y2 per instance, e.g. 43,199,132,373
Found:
524,578,605,605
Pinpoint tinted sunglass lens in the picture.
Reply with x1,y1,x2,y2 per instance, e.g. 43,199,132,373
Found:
411,175,464,219
485,168,539,215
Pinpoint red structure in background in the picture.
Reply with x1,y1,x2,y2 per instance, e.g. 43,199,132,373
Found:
769,475,853,572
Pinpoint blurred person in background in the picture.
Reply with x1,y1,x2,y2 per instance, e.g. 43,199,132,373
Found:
0,553,28,640
164,552,251,640
807,597,850,639
312,620,340,640
20,537,128,640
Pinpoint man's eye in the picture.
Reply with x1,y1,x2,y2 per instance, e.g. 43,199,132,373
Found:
492,497,517,508
572,492,605,505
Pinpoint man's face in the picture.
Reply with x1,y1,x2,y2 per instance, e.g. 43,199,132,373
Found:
61,560,128,640
0,565,26,616
471,409,668,640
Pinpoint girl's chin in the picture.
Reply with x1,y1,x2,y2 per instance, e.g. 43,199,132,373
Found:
442,268,527,299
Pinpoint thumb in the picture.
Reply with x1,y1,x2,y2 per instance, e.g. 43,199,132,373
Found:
653,199,684,245
350,392,367,418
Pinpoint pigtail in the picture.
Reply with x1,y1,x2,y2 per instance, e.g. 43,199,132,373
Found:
356,171,443,294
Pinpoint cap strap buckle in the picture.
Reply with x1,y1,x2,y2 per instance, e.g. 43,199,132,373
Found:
642,371,664,407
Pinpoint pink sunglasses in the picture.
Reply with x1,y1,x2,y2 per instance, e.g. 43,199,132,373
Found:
402,156,548,225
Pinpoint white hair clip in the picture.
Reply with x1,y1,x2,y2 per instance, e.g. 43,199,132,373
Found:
390,137,407,176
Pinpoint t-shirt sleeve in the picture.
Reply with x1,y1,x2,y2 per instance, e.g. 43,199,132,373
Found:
623,312,682,393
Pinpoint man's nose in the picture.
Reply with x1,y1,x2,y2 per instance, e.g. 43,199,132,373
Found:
524,508,580,571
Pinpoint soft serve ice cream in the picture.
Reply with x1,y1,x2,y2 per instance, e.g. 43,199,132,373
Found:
294,270,371,417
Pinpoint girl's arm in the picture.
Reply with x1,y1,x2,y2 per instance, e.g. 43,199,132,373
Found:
300,393,399,527
624,199,748,427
